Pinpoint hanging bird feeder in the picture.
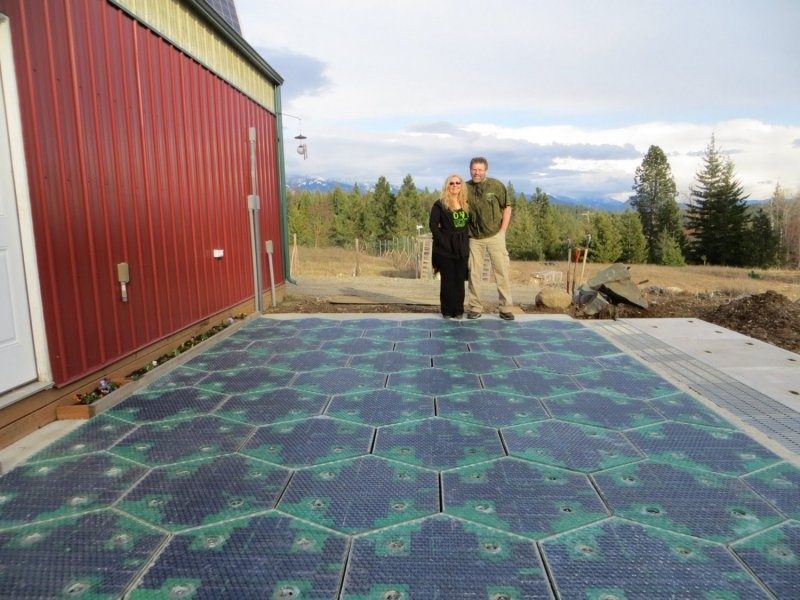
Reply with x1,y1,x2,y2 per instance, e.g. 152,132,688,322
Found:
295,133,308,160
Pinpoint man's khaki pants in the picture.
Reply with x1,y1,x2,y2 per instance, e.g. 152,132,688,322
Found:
467,231,513,313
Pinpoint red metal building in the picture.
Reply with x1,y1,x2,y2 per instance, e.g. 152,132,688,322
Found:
0,0,287,447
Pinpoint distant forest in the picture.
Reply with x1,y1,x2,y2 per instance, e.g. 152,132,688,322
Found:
288,137,800,268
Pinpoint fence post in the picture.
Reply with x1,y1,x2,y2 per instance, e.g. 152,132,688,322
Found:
354,238,360,276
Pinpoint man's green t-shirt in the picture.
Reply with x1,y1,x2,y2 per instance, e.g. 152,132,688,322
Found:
466,177,508,239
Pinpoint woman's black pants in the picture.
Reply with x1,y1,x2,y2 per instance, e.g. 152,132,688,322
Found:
436,255,468,317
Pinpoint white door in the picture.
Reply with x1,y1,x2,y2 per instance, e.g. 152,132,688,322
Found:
0,49,37,393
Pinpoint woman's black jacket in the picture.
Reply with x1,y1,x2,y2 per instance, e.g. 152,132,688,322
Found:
429,200,469,263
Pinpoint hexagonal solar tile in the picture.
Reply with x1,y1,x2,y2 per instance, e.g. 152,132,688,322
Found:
436,389,548,428
514,351,604,375
0,453,147,528
594,352,653,373
321,336,395,355
593,460,784,542
429,326,499,343
625,422,782,476
543,390,664,430
346,351,431,374
0,511,166,600
341,514,552,599
195,366,295,395
574,368,680,399
108,416,252,467
515,319,584,334
742,462,800,519
27,415,137,462
105,387,228,423
432,352,517,375
482,369,580,398
466,338,545,358
214,387,329,425
394,337,470,356
231,324,297,341
387,367,481,396
540,336,621,356
326,389,434,426
359,326,429,342
399,317,447,330
298,325,348,342
732,520,800,599
182,349,265,372
292,367,386,396
374,417,504,470
278,456,438,534
266,349,349,372
502,420,642,472
128,512,348,599
285,317,338,330
245,336,321,355
241,417,374,467
202,335,255,354
647,392,735,429
541,519,769,599
339,318,399,332
144,365,210,391
442,458,608,539
117,455,290,531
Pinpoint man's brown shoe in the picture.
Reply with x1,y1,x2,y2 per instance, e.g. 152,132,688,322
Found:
499,311,515,321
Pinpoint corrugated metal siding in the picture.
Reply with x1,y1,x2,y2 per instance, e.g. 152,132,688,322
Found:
0,0,283,384
111,0,276,111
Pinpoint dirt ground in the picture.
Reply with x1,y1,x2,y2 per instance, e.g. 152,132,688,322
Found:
271,247,800,353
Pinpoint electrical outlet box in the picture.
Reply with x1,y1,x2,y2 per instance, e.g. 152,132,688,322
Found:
213,249,224,259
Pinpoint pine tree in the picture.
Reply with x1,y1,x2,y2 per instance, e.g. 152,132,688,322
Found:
506,196,540,259
395,174,424,236
686,136,750,265
364,177,396,240
615,211,648,263
531,188,561,260
331,187,361,246
589,212,622,263
746,208,780,267
653,229,686,266
630,145,683,263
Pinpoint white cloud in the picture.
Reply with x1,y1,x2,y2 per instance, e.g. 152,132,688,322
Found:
239,0,800,199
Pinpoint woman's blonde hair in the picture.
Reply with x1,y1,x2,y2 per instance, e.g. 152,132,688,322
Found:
440,174,468,212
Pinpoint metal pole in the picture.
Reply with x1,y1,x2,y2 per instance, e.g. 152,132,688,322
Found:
248,126,264,312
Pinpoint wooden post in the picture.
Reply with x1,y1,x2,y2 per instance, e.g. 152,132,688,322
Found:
354,238,360,276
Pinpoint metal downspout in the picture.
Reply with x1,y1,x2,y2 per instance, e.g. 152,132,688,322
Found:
275,87,296,284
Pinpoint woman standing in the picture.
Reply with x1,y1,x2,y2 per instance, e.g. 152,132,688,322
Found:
429,174,470,319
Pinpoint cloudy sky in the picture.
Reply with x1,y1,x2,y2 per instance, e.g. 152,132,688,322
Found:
237,0,800,201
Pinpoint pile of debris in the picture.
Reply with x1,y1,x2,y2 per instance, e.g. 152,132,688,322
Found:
575,263,648,316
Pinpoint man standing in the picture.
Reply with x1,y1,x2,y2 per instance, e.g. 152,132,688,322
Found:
465,157,515,320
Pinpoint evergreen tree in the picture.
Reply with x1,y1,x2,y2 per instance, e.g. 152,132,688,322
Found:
589,212,622,263
653,229,686,266
394,174,424,236
506,196,540,260
531,188,561,259
330,187,361,246
364,177,396,240
746,208,780,267
630,145,683,263
615,211,648,263
686,136,750,265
